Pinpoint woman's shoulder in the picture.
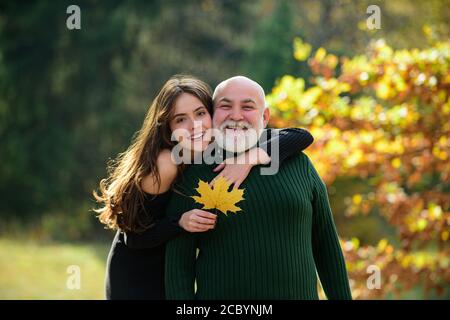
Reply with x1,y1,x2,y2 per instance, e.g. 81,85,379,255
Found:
141,149,178,194
156,149,178,171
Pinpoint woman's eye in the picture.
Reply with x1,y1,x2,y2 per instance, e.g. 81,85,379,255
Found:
176,118,185,124
197,111,206,116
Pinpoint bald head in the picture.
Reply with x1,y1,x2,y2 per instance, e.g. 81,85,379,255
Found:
213,76,267,109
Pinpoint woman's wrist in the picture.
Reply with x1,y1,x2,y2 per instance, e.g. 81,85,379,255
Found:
251,147,270,165
235,147,270,166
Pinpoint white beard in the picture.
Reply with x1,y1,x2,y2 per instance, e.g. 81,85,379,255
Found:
215,119,263,153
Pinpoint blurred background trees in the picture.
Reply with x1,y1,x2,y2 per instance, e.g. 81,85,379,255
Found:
0,0,448,299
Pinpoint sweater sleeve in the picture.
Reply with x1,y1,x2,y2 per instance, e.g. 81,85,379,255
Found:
260,128,314,164
164,192,197,300
308,157,352,300
123,213,184,249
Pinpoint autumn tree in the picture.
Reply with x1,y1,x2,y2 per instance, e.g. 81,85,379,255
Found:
267,35,450,298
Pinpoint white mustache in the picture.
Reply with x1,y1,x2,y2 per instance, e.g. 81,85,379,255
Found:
219,120,253,131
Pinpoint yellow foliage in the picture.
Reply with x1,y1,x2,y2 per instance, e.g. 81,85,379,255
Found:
293,37,312,61
192,176,245,216
268,38,450,298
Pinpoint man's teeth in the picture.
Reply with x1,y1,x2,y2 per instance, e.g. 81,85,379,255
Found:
225,126,248,130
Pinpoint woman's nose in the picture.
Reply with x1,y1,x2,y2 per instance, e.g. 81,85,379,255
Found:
192,119,203,132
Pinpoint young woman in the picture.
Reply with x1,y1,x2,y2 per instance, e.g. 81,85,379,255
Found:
93,75,314,300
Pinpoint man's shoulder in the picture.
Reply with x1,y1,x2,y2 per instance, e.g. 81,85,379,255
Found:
182,163,214,176
177,163,215,186
283,151,312,168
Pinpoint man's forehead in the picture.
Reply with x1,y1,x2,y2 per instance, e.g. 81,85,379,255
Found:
215,83,264,102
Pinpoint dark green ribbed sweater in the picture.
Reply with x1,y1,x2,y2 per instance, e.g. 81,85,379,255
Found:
165,152,352,300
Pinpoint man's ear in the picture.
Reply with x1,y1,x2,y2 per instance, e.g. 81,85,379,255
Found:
263,106,270,128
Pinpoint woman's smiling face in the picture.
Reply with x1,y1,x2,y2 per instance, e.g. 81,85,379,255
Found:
169,92,213,153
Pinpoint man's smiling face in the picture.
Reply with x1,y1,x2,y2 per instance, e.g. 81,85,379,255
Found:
212,76,270,153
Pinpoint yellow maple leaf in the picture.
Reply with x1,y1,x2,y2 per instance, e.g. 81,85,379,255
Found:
191,176,245,216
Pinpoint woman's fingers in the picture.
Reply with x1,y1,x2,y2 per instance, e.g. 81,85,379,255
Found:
209,176,219,187
180,209,217,232
213,162,226,172
222,175,239,189
190,221,215,232
195,210,217,220
184,209,217,233
209,174,227,187
193,215,215,225
212,164,252,190
233,179,242,190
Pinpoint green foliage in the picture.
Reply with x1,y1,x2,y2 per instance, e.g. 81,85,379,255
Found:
0,0,257,218
243,0,306,92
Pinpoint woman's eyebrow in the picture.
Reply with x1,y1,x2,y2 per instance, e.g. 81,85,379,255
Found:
173,106,205,118
195,106,206,112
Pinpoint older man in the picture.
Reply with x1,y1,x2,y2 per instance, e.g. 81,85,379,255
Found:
165,76,352,300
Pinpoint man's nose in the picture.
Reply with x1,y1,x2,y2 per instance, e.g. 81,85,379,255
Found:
229,106,244,121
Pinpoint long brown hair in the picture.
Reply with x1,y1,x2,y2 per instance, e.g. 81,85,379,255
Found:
93,75,213,233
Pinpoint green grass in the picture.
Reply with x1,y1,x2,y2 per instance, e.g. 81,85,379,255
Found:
0,238,110,299
1,238,447,300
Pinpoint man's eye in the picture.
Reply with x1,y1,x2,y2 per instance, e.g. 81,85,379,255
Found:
243,106,254,110
220,105,231,109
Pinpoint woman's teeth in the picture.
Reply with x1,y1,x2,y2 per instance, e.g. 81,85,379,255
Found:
191,132,204,140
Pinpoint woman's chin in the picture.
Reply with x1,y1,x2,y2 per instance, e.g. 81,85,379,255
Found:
181,140,210,154
195,141,211,153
